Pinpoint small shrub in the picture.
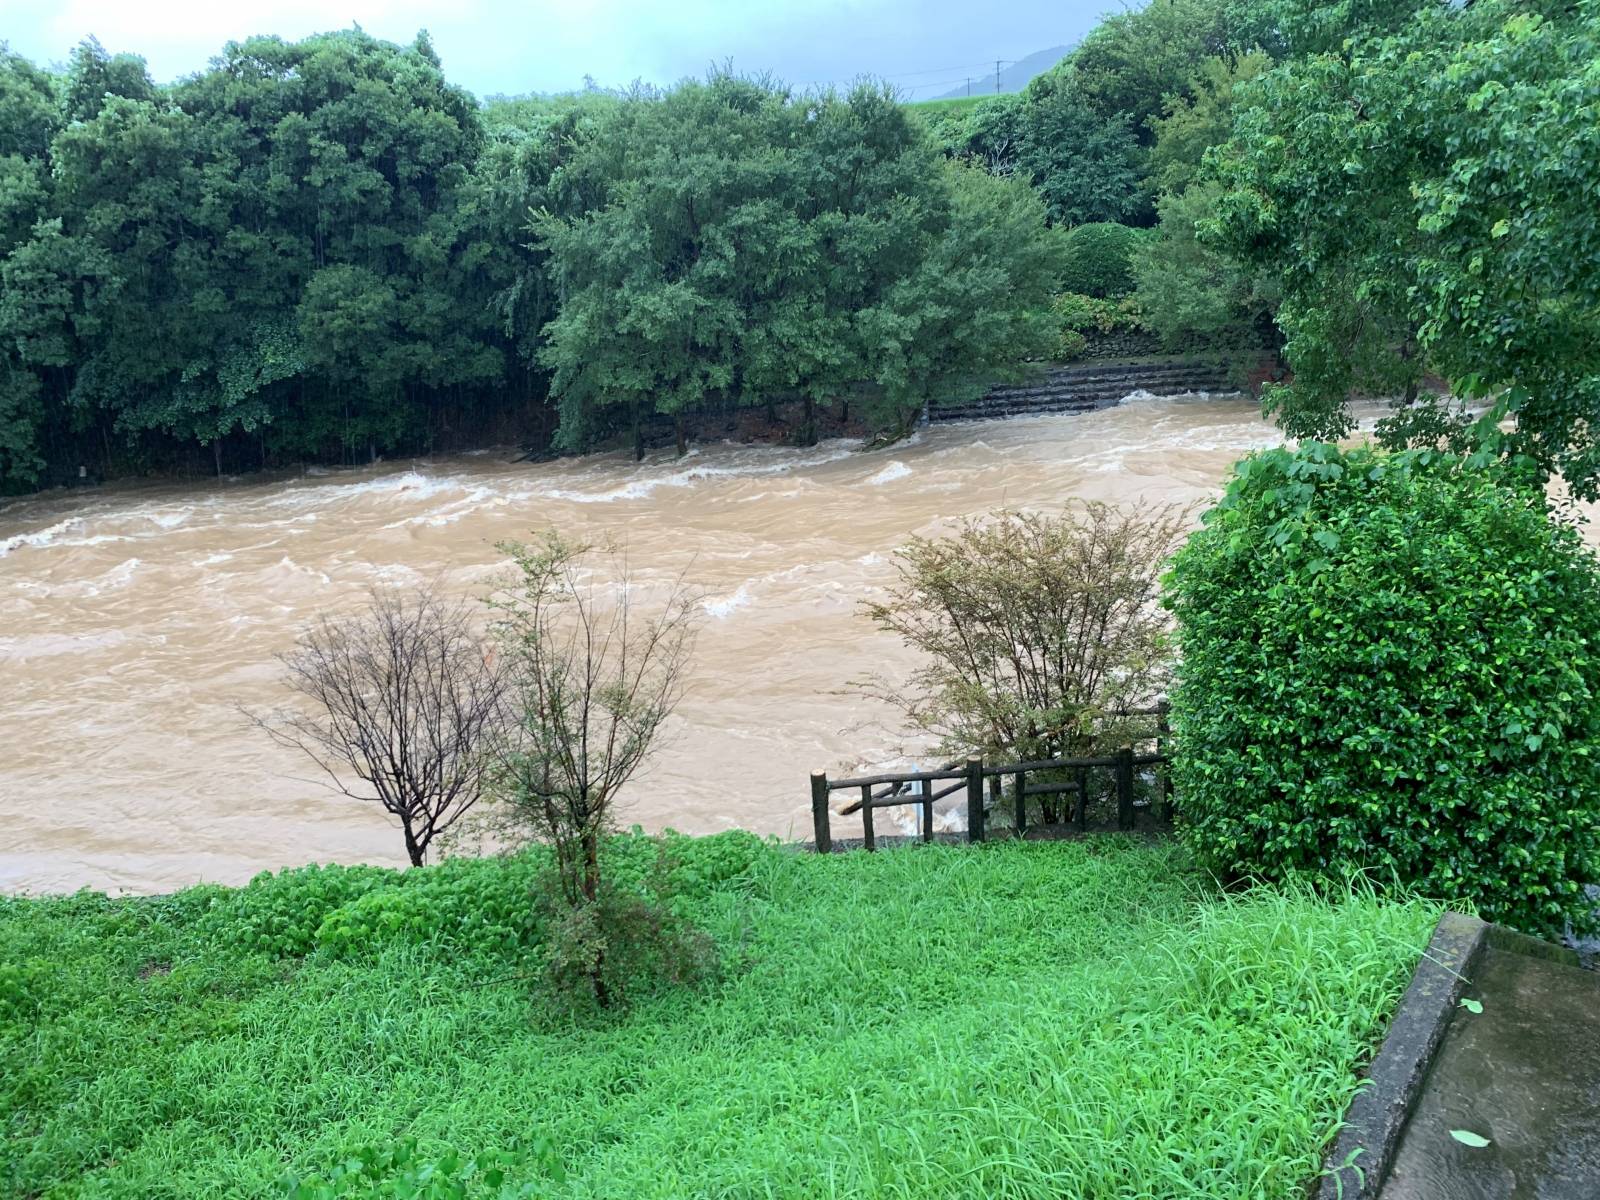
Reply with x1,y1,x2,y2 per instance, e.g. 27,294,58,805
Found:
858,504,1184,824
1052,291,1145,359
283,1138,560,1199
1165,443,1600,936
253,586,509,867
200,864,398,958
314,856,542,959
1058,222,1142,298
487,535,703,1009
538,838,717,1014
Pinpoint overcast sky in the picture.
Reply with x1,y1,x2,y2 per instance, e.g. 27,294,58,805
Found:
0,0,1109,99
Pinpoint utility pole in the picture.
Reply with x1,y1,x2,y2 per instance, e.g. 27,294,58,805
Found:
995,59,1002,93
966,77,972,97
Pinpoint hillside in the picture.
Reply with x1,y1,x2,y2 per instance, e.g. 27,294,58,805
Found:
925,44,1072,101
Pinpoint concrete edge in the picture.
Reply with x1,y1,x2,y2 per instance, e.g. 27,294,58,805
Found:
1486,922,1582,968
1316,911,1489,1200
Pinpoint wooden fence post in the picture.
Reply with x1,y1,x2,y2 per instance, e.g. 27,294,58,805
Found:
810,770,831,853
966,755,986,842
920,779,934,843
1157,701,1175,823
1013,771,1027,836
1116,747,1135,831
1076,768,1088,831
861,784,875,851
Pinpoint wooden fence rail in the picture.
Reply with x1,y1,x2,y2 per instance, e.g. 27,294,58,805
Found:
809,707,1173,853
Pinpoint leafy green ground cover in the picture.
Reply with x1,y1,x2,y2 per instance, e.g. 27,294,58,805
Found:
2,836,1438,1199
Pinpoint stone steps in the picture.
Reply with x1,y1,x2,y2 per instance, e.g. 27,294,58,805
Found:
932,360,1243,423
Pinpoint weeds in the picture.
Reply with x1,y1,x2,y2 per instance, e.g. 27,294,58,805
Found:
0,836,1438,1199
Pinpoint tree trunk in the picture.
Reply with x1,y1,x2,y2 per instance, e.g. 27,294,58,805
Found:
802,396,817,447
580,829,610,1007
633,404,645,462
403,824,424,867
581,830,601,903
213,439,222,479
675,412,687,458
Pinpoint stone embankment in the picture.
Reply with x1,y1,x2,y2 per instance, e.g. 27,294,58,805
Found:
932,359,1242,423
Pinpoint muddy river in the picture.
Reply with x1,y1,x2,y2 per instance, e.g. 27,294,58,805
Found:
1,395,1311,893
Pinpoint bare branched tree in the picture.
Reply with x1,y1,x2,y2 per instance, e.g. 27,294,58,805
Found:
856,503,1187,771
253,584,508,867
486,533,700,1007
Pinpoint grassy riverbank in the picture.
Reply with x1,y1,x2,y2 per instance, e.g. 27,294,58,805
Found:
2,836,1438,1199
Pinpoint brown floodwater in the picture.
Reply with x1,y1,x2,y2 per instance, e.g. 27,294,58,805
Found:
1,395,1319,895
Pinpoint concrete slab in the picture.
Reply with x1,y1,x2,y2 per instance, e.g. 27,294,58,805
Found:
1380,945,1600,1199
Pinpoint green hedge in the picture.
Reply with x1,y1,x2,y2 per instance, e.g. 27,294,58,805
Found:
1058,222,1142,297
1165,443,1600,936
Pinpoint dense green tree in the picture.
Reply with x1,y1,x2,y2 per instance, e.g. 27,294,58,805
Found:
539,76,1061,450
62,37,156,123
0,46,60,483
860,162,1063,433
1016,81,1144,227
1133,184,1277,353
1213,0,1600,494
0,7,1243,494
918,95,1025,177
536,76,784,454
1049,0,1283,137
1144,52,1271,198
0,44,58,161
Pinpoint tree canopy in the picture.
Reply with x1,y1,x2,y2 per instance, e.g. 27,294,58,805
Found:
0,35,1070,493
1212,0,1600,494
538,75,1060,450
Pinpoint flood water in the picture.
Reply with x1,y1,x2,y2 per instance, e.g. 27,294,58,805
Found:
3,395,1304,895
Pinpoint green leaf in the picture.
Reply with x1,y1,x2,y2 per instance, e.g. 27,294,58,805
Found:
1459,998,1483,1014
1450,1129,1491,1148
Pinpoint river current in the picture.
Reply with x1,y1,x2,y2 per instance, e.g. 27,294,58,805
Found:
2,395,1320,894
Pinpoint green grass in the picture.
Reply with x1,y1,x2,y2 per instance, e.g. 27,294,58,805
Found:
1,835,1439,1199
904,95,992,115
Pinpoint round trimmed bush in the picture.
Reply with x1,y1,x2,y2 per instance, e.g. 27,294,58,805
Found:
1058,222,1141,298
1165,443,1600,936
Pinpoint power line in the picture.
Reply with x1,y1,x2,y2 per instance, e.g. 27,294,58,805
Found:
795,57,1022,95
876,61,1001,81
900,75,997,96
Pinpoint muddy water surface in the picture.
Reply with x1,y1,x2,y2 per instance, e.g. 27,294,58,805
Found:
2,396,1293,894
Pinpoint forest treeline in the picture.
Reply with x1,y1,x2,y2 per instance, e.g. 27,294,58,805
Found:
4,0,1597,495
0,0,1282,493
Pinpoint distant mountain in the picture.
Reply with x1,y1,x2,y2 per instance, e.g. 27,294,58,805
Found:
928,45,1074,102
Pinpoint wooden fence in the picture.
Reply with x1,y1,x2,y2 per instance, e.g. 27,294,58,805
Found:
808,709,1172,853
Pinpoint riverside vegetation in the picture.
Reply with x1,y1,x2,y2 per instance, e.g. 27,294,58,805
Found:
0,0,1348,492
11,453,1597,1196
0,837,1442,1199
5,0,1600,493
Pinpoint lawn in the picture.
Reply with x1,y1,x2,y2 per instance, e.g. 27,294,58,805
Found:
1,835,1438,1199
